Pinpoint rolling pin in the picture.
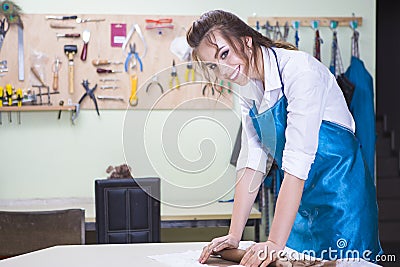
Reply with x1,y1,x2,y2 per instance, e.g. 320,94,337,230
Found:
215,249,337,266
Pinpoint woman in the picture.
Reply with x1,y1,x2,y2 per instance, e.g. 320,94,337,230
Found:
186,10,382,266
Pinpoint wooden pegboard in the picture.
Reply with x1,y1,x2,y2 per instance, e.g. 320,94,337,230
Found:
0,14,233,110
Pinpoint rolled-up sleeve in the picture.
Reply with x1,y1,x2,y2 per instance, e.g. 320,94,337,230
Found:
236,97,268,174
282,70,328,180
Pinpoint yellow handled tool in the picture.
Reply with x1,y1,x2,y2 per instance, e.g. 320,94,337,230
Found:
16,88,23,107
129,74,138,106
0,86,3,125
5,84,13,123
0,86,3,108
5,84,13,106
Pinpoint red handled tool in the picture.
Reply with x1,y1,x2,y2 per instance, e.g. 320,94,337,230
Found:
81,29,90,61
96,68,122,74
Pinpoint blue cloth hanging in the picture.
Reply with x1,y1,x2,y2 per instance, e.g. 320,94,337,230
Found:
345,56,376,180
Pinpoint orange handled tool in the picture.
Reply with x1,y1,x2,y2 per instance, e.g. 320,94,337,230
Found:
52,58,62,91
64,45,78,94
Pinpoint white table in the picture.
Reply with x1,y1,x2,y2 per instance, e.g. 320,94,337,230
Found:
0,242,210,267
0,198,262,241
0,242,382,267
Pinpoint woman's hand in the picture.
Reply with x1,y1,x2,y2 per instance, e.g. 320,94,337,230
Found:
240,240,284,267
198,234,240,264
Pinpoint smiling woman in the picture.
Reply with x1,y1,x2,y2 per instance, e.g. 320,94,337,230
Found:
186,10,296,86
187,9,382,267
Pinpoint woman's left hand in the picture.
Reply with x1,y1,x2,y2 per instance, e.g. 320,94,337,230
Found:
239,240,284,267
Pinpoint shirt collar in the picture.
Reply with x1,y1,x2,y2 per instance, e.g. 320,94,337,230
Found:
239,46,282,100
262,46,283,92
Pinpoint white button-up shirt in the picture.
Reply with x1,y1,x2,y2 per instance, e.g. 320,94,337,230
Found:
236,47,355,180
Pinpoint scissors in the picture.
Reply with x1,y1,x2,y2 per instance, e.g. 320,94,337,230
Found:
0,18,9,51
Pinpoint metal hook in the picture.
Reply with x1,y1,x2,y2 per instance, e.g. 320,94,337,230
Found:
311,20,320,30
350,13,358,31
330,20,339,31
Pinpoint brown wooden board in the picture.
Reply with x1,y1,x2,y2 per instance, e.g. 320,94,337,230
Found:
0,14,233,110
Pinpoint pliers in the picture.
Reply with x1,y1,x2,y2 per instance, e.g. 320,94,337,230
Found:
202,82,215,96
78,80,100,116
124,43,143,72
185,54,195,82
217,80,232,94
169,59,180,89
146,75,164,94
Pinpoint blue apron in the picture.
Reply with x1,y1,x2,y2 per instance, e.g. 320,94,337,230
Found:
249,48,382,260
345,56,376,180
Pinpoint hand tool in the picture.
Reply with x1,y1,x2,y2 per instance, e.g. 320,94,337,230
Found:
184,54,195,82
46,15,78,20
169,60,180,89
16,88,22,124
0,60,7,74
202,82,215,96
96,68,122,74
78,80,100,116
58,100,64,119
100,85,119,90
64,45,78,94
52,57,62,91
122,24,147,58
17,24,24,81
273,21,283,41
99,78,119,82
217,80,232,94
50,23,75,29
146,75,164,94
0,86,3,125
129,74,138,106
97,95,124,101
80,29,90,61
0,18,9,51
56,33,80,39
75,17,105,23
5,83,12,122
30,66,46,86
92,59,122,66
145,18,174,35
124,43,143,72
71,102,80,124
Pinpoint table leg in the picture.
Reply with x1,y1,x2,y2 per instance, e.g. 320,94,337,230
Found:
254,219,260,242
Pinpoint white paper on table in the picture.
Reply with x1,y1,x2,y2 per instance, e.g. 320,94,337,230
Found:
148,241,254,267
148,241,381,267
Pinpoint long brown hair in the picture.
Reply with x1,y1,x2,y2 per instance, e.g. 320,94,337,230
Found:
186,10,297,80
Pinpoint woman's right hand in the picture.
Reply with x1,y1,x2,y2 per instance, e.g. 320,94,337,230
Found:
198,234,240,264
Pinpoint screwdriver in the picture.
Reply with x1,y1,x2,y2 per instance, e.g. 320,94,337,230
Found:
96,68,122,74
5,84,12,123
16,88,22,124
56,33,81,39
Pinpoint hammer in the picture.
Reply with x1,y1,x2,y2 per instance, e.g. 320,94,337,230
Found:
64,45,78,94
